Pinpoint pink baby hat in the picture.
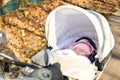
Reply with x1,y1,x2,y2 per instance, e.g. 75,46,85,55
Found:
69,39,94,57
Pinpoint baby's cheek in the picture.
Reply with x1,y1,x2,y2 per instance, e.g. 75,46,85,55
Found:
73,48,78,53
73,48,83,55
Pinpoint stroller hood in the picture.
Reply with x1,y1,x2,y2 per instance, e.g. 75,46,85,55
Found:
45,5,115,61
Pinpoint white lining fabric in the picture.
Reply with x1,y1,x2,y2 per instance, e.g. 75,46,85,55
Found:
53,49,96,80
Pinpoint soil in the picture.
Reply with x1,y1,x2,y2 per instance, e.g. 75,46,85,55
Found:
100,10,120,80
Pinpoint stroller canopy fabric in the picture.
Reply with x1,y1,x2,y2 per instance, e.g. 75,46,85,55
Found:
45,5,115,62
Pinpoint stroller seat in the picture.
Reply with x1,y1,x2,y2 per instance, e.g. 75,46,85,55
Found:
44,4,115,80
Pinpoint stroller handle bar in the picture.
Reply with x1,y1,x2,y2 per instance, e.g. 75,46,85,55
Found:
0,52,39,69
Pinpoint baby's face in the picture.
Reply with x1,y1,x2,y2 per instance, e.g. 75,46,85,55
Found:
72,47,86,56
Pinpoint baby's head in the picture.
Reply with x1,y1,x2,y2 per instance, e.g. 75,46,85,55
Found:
69,39,93,57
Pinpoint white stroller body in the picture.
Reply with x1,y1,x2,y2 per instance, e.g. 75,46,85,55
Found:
44,5,115,80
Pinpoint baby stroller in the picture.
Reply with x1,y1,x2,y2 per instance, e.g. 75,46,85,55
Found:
43,4,115,80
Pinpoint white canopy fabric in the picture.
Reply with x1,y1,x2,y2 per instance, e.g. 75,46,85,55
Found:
45,5,115,62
